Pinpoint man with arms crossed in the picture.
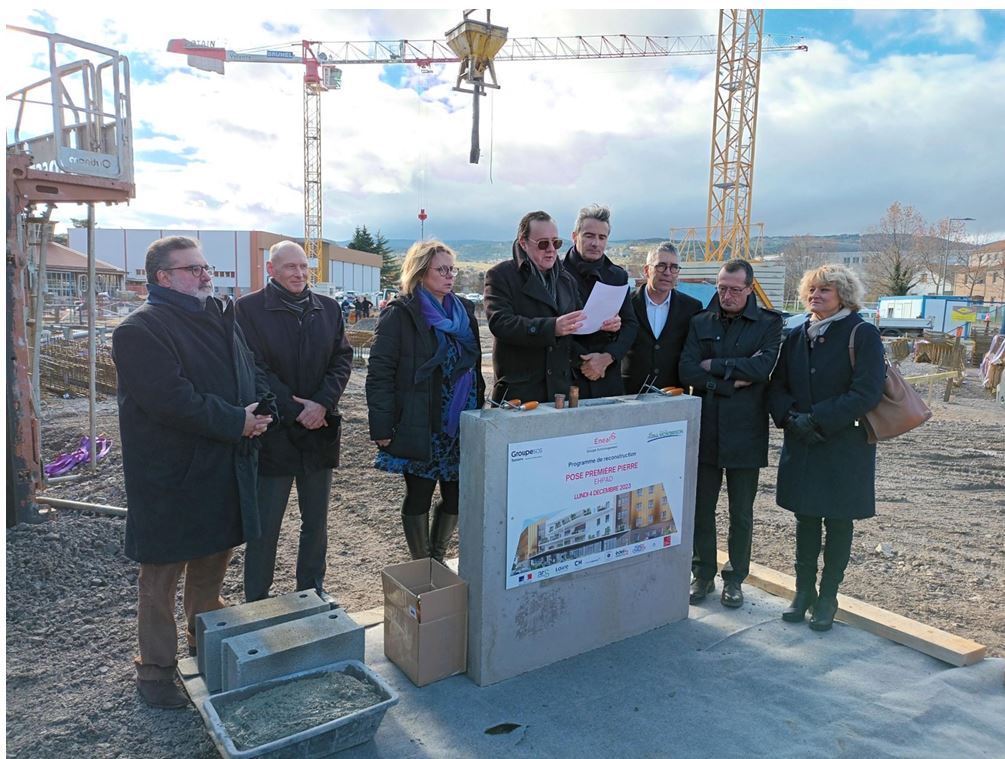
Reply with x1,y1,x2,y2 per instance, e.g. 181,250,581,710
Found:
679,259,782,608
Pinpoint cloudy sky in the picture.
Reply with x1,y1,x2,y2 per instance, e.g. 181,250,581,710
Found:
6,7,1004,245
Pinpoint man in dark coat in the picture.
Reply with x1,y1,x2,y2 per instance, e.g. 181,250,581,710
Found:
622,241,703,395
112,236,272,708
679,259,782,609
563,203,638,398
484,211,587,403
235,241,353,602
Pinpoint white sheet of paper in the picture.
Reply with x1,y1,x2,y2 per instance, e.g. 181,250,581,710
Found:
573,282,629,335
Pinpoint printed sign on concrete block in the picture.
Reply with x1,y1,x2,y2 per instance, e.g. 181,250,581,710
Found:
506,420,687,589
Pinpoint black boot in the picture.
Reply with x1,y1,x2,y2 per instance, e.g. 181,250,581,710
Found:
785,516,822,622
809,596,838,631
429,506,458,564
401,513,430,560
782,586,818,623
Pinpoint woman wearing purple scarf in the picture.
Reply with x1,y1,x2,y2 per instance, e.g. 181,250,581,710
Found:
366,241,485,562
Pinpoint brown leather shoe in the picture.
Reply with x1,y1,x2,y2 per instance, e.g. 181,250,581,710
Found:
137,678,189,709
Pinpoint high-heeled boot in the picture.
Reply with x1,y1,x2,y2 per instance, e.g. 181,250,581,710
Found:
401,513,430,560
429,505,458,564
784,516,821,623
811,518,853,632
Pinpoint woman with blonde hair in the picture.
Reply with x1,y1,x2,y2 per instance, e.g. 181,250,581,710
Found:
365,240,485,562
769,264,886,631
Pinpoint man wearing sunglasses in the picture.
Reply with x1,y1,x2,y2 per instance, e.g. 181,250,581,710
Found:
563,204,638,398
679,259,783,610
485,211,589,403
235,241,353,604
112,236,272,708
622,242,703,395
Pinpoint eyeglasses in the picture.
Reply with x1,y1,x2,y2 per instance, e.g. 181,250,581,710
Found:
652,262,681,274
716,285,749,296
527,237,564,251
431,265,459,277
165,264,214,277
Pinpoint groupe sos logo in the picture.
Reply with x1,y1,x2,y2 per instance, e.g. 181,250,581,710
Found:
510,447,543,459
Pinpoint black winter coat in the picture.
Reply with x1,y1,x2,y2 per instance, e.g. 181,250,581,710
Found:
112,287,268,564
235,284,353,476
622,286,703,395
562,248,639,398
365,294,485,462
679,293,783,469
484,244,584,403
768,314,886,519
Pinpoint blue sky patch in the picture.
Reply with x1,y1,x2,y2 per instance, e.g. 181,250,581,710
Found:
136,149,197,166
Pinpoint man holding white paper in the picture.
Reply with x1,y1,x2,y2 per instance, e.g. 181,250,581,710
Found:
563,204,638,398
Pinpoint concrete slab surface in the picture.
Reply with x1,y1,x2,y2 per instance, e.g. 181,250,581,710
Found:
333,584,1004,758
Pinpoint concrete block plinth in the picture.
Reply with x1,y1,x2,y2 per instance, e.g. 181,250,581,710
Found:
196,590,332,692
221,608,364,691
459,394,701,686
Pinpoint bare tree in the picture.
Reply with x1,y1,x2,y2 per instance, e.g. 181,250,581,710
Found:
953,233,996,299
864,202,927,297
781,236,834,306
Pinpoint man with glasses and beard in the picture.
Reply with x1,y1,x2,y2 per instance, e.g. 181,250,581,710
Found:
622,241,703,395
485,211,620,404
563,204,638,398
679,259,782,609
112,236,272,708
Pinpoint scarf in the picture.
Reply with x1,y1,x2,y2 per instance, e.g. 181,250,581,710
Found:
414,287,478,437
806,307,852,344
568,246,603,279
268,278,312,321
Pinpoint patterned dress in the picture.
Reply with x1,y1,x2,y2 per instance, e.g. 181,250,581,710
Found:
374,336,477,481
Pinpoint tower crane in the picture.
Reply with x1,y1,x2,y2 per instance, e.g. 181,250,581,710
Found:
167,14,804,284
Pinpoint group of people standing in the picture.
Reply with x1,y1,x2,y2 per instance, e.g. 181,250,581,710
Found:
366,203,886,635
113,209,886,710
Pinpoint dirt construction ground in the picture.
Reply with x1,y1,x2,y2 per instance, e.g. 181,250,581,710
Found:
6,335,1004,758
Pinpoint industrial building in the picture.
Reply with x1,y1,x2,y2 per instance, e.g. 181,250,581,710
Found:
67,228,382,298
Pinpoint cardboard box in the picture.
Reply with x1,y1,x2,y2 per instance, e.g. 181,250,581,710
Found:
381,559,468,687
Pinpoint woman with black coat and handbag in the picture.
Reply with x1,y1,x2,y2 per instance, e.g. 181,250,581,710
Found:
366,241,485,562
768,264,886,631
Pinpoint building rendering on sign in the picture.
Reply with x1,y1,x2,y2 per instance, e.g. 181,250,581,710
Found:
67,228,382,298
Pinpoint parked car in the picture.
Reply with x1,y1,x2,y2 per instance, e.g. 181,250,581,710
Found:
463,292,484,303
781,312,809,336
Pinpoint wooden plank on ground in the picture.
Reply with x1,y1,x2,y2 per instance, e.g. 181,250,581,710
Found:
717,550,987,667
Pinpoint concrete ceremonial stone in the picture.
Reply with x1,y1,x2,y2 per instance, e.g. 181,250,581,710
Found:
459,394,702,686
196,590,332,692
221,608,364,691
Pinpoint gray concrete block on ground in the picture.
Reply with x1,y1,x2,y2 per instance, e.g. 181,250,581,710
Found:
459,394,702,686
221,608,364,691
196,590,332,692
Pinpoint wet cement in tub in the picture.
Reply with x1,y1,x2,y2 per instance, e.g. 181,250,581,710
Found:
217,670,385,750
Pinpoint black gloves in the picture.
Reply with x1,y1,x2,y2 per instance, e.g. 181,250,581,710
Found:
786,411,825,444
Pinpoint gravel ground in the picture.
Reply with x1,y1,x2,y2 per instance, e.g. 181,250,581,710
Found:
6,341,1004,759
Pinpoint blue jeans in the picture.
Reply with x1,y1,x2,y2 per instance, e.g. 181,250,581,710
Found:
244,469,332,602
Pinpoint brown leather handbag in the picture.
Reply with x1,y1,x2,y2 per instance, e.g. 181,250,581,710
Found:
849,323,932,444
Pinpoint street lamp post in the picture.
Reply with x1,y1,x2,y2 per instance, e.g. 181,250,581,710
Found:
940,217,975,295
